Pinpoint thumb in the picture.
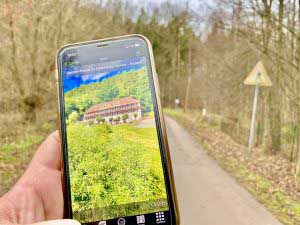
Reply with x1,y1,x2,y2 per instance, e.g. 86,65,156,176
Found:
32,219,81,225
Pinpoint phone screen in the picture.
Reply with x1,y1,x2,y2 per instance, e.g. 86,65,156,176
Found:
58,37,173,225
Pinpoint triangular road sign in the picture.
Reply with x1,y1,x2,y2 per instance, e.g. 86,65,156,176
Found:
244,61,272,87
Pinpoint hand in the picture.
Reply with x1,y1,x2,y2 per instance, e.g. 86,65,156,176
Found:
0,131,79,225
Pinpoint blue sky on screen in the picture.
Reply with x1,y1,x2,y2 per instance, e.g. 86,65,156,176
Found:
63,57,146,93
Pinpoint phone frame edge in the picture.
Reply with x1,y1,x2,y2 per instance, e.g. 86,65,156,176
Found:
55,34,180,225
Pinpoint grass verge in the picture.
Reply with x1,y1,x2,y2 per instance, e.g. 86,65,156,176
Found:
0,122,55,195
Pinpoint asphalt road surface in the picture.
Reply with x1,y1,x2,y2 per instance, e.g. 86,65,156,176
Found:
165,117,283,225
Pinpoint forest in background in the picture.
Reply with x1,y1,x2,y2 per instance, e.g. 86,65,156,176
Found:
0,0,299,175
0,0,300,223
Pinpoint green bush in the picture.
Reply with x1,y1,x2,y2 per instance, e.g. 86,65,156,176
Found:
67,123,168,221
68,111,79,124
122,114,129,122
96,116,105,124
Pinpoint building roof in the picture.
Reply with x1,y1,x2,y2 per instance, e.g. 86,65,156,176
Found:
84,97,140,114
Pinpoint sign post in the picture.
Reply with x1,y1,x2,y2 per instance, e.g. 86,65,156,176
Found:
244,61,272,159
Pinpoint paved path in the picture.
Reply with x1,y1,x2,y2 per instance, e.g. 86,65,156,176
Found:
135,118,156,128
165,117,283,225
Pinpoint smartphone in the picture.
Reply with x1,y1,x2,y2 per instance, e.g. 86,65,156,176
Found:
56,35,179,225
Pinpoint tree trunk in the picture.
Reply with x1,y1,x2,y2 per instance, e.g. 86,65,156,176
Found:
268,91,281,153
296,73,300,176
263,97,272,154
295,0,300,177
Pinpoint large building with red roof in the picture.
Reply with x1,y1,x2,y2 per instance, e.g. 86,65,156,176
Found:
83,97,142,123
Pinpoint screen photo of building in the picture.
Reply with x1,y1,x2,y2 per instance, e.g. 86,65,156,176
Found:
83,97,142,124
63,59,168,222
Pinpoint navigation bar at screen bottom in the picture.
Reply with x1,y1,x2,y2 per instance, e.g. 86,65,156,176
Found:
83,211,170,225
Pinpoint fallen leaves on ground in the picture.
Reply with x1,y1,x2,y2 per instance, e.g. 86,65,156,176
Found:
196,129,300,200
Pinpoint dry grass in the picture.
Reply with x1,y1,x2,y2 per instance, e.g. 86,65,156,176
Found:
0,111,56,196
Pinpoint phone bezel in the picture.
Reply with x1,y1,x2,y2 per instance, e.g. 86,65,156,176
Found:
56,34,180,225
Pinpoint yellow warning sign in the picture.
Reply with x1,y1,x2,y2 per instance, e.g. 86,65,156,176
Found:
244,61,272,87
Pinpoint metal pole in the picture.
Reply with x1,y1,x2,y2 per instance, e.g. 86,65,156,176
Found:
248,85,260,159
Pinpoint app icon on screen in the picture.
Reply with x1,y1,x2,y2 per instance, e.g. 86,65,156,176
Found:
136,215,145,224
118,218,126,225
156,212,166,224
